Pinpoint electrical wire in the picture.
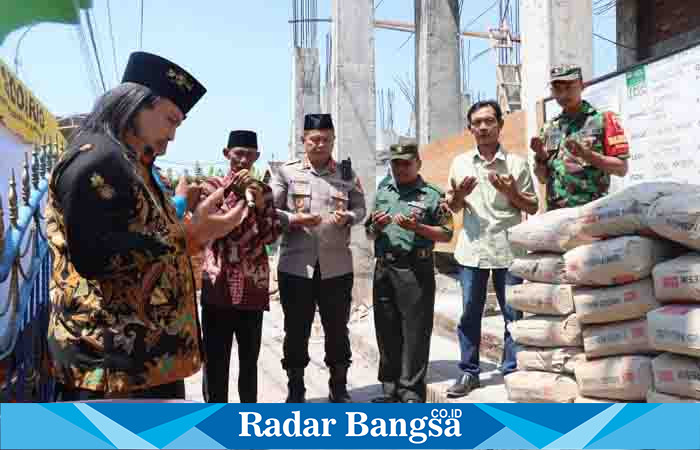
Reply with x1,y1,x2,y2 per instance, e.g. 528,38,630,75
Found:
464,0,499,30
594,32,637,50
72,0,101,97
85,8,107,92
139,0,144,49
106,0,119,84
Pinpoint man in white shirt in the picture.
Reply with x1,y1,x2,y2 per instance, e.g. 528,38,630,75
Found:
445,100,538,398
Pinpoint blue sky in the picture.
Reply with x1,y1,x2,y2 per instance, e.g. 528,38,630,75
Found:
0,1,617,174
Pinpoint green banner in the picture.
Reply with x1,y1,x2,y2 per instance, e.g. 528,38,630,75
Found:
0,0,92,44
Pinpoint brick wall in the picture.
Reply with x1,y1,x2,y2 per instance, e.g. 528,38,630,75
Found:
638,0,700,59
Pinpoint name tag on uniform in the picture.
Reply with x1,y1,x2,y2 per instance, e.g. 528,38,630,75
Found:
291,179,310,195
581,126,603,137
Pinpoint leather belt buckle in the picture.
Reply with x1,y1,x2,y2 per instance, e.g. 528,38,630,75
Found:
416,248,430,259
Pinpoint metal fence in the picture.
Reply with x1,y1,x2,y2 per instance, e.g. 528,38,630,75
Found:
0,143,59,402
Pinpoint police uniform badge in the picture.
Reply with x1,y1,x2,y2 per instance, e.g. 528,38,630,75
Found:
293,194,306,212
331,191,348,212
291,178,310,213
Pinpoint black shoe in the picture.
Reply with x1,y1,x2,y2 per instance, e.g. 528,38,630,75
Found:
328,365,352,403
446,374,480,398
286,368,306,403
403,399,421,403
329,385,352,403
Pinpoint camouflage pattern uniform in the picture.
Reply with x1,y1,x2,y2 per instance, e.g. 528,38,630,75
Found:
541,65,630,210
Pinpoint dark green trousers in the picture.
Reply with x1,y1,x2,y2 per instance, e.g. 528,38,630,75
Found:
372,254,436,402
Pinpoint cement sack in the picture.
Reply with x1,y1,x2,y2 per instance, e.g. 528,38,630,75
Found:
563,236,679,287
575,355,653,401
648,305,700,357
576,182,700,239
574,279,659,325
582,319,654,358
647,388,700,403
508,207,595,253
509,253,566,284
653,253,700,303
651,352,700,400
510,314,582,347
504,371,578,403
646,191,700,251
507,283,575,315
516,346,585,374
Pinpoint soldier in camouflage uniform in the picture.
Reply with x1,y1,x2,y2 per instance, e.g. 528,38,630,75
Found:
365,143,453,403
531,65,630,210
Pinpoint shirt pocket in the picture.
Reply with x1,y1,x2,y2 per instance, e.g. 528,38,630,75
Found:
289,178,311,213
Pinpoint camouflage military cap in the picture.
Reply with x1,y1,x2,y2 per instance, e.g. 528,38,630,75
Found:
550,64,583,83
389,143,419,161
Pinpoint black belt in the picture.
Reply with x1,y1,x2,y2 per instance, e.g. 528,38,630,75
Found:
377,248,433,267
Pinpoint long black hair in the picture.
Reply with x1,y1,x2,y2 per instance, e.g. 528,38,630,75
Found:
75,82,159,142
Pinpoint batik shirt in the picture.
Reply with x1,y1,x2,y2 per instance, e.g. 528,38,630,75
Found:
200,172,282,311
46,131,201,394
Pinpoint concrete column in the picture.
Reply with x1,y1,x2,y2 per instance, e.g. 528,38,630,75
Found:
521,0,593,141
616,0,639,69
415,0,463,146
331,0,376,307
290,47,321,160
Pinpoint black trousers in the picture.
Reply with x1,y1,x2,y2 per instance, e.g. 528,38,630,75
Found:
57,380,185,401
202,303,263,403
278,265,353,370
373,256,436,402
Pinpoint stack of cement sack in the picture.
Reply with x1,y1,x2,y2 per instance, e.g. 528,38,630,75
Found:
504,282,583,402
646,254,700,402
506,182,697,403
